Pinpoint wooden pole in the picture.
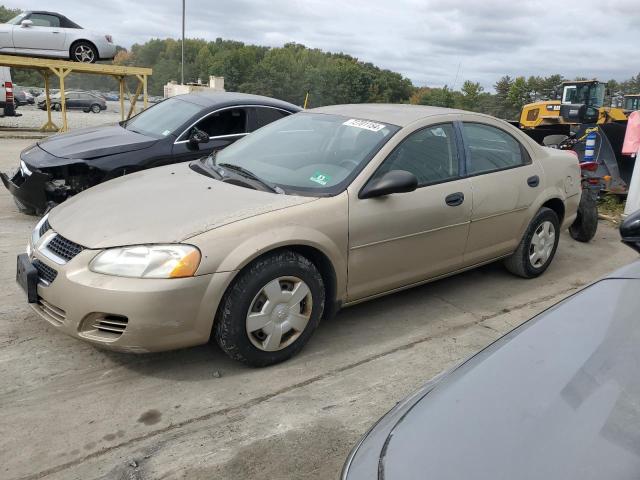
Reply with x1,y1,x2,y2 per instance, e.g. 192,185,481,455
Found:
39,70,58,132
119,76,125,122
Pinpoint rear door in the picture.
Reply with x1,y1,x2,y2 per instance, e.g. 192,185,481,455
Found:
12,13,66,52
461,122,543,266
170,107,249,164
347,122,472,300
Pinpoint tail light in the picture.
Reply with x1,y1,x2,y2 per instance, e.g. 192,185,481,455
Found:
4,81,13,103
579,161,598,171
105,35,113,43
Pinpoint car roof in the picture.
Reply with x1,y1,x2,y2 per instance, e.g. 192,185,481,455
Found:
309,103,467,127
175,92,301,112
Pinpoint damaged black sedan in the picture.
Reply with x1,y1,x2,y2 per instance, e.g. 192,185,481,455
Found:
1,92,300,214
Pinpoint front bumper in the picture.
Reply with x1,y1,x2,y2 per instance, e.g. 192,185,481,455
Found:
25,237,235,352
1,168,49,214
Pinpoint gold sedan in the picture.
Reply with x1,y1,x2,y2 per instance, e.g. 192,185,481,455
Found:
17,104,581,366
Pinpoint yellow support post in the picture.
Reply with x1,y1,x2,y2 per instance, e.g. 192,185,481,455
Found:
51,67,71,132
39,70,58,132
127,79,143,119
119,76,125,122
143,75,148,110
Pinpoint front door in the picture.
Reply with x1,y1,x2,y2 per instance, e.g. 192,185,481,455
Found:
348,123,472,301
171,107,249,165
461,122,543,265
12,13,66,52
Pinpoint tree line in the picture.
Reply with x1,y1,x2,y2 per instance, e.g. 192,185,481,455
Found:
2,5,639,119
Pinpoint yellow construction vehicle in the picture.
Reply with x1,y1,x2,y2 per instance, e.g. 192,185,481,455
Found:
520,80,628,128
518,80,635,194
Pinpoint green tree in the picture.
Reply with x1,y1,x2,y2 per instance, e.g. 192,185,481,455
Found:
0,5,20,22
494,75,514,118
460,80,484,111
507,76,531,112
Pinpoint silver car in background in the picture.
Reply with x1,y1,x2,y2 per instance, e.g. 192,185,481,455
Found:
0,11,116,63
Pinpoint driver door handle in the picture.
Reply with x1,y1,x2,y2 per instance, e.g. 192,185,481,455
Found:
445,192,464,206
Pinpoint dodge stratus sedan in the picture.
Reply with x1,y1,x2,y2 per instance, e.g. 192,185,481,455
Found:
17,104,581,366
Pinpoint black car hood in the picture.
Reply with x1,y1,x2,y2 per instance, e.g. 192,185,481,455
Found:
37,125,158,160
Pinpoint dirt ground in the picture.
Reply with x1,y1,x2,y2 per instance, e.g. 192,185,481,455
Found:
0,138,637,480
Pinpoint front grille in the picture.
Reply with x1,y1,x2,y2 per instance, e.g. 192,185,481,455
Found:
47,234,85,262
32,259,58,284
36,298,66,326
39,218,51,237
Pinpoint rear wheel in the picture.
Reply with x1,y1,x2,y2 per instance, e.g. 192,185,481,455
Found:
569,189,598,242
71,41,97,63
91,104,101,113
214,250,325,367
504,207,560,278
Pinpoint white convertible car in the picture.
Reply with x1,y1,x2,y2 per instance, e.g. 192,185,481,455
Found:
0,11,116,63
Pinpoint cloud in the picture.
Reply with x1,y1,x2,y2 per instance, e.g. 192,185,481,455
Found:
3,0,638,90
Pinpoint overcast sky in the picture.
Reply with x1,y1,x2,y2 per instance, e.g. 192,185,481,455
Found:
5,0,639,89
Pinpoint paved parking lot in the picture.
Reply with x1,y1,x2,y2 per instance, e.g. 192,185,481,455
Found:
0,138,637,480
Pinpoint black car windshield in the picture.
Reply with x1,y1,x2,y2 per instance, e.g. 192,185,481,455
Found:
124,97,201,138
209,112,399,195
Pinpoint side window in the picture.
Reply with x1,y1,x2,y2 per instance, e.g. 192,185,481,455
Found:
463,123,525,175
29,14,61,27
195,108,248,138
372,123,459,187
254,107,289,130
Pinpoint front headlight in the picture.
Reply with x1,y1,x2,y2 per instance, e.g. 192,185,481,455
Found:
89,244,201,278
20,160,32,177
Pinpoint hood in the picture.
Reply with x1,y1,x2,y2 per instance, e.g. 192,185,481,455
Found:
372,276,640,480
37,125,157,160
48,164,316,249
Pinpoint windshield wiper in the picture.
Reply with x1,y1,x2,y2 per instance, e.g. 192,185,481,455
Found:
218,163,283,194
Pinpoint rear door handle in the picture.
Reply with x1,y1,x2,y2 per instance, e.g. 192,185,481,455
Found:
445,192,464,206
527,175,540,187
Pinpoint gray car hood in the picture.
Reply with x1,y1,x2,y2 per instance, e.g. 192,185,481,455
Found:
48,164,315,249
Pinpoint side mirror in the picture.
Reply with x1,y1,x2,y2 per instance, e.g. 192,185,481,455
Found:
620,210,640,253
188,127,210,146
20,19,33,27
359,170,418,199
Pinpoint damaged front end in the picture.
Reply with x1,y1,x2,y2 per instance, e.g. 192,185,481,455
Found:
1,155,103,215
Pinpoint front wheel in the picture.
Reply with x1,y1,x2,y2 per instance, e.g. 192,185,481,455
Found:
504,207,560,278
214,250,325,367
91,104,101,113
569,189,598,242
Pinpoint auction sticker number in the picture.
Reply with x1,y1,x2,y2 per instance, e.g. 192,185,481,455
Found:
343,118,386,132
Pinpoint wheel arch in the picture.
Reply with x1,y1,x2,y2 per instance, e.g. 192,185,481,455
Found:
69,39,99,60
541,197,565,225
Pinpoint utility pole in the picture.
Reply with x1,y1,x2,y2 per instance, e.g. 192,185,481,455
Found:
181,0,185,84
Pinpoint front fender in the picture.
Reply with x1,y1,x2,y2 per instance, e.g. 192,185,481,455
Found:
189,193,350,301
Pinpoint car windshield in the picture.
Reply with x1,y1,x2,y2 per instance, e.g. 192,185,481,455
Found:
124,97,201,138
207,112,399,195
7,13,27,24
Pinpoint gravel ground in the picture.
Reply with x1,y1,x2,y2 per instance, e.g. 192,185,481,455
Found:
0,138,638,480
0,101,138,130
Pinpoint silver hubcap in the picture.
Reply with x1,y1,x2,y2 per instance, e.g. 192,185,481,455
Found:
74,45,94,62
246,276,312,352
529,220,556,268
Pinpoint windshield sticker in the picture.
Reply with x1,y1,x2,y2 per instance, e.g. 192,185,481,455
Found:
343,118,386,132
162,129,171,136
309,172,331,186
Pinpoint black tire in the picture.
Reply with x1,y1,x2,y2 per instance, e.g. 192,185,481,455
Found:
91,104,101,113
569,189,598,242
70,41,98,63
504,207,560,278
214,250,325,367
14,197,36,215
